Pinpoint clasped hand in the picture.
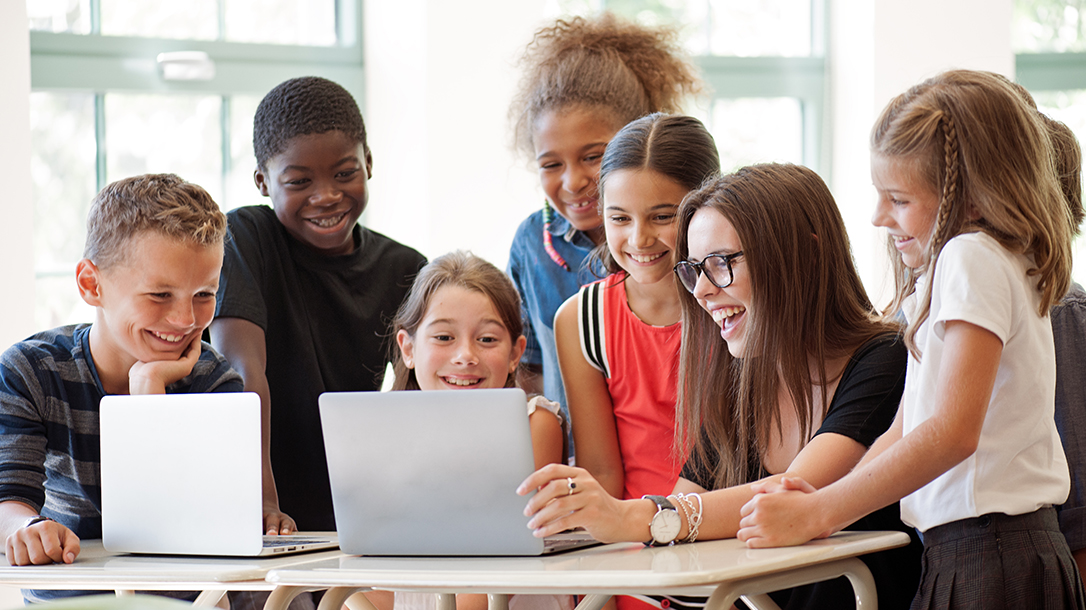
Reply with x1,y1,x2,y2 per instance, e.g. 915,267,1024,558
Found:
737,476,833,548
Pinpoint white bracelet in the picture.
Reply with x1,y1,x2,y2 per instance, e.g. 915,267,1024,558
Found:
668,495,691,541
675,493,702,543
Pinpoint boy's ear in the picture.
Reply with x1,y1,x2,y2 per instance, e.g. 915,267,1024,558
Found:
510,335,527,375
76,259,104,307
396,329,415,369
253,167,271,197
365,149,373,180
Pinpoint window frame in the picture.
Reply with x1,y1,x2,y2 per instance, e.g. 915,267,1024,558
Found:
27,0,365,325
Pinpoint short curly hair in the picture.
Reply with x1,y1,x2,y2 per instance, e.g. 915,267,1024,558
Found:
253,76,368,169
84,173,226,270
510,13,702,158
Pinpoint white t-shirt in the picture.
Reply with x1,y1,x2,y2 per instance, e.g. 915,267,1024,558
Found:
900,232,1070,532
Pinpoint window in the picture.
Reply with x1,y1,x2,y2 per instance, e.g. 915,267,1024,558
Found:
1015,0,1086,286
28,0,364,329
557,0,826,175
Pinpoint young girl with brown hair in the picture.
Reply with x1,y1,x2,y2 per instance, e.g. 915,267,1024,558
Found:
520,163,922,610
506,14,701,449
739,69,1084,609
389,251,570,610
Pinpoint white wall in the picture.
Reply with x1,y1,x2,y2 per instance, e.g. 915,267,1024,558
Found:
363,0,547,267
1,0,35,348
830,0,1015,307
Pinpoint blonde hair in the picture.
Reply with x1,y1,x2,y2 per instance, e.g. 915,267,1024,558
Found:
675,164,894,489
510,13,702,158
872,70,1073,356
84,173,226,270
390,251,524,391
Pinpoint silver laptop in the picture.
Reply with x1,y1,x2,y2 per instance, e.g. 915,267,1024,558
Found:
99,392,338,557
320,388,598,556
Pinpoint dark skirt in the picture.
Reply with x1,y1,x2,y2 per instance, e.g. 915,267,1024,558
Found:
911,507,1086,610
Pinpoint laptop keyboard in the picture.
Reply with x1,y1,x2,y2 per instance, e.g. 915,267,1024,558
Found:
262,535,332,548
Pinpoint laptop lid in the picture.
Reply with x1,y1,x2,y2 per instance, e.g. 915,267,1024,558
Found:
100,392,327,556
320,388,547,556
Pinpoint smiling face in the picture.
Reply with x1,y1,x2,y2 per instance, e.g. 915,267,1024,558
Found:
685,207,751,358
80,230,223,378
396,285,527,391
255,130,371,257
602,169,687,286
534,106,621,234
870,154,941,269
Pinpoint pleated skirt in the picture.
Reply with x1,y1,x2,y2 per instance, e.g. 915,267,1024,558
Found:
911,507,1086,610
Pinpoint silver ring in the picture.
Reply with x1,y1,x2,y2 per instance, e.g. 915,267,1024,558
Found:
566,477,576,496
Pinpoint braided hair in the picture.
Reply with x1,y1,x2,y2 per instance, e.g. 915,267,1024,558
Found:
871,70,1072,356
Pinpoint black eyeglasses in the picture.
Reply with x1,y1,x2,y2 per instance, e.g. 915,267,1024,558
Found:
673,252,744,293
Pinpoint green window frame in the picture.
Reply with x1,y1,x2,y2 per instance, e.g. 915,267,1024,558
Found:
599,0,828,176
29,0,365,196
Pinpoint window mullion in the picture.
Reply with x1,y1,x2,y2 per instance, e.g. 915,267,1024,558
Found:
222,95,232,203
94,92,106,192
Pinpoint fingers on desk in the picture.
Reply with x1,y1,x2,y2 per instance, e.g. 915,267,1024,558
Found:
7,522,80,565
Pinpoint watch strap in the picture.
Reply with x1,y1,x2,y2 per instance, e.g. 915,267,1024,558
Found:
22,515,53,529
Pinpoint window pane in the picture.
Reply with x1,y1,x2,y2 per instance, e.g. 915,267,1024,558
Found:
100,0,218,40
31,92,98,329
225,95,267,211
27,0,92,34
1014,0,1086,53
708,97,803,172
31,92,97,270
1033,90,1086,287
36,275,95,331
104,93,224,205
606,0,812,57
224,0,338,46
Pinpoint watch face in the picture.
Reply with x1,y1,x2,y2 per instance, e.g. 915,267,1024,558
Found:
651,508,682,544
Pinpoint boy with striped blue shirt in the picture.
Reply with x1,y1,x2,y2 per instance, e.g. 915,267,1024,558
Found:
0,174,242,571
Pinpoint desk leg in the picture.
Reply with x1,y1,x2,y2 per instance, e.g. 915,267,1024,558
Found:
488,593,510,610
705,557,877,610
314,587,370,610
267,585,319,610
573,594,612,610
193,589,228,607
436,593,457,610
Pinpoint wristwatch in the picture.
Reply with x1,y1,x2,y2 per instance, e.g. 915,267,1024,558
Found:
643,495,682,546
22,515,52,529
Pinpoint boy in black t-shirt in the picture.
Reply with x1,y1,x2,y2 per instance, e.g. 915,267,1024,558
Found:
209,77,426,538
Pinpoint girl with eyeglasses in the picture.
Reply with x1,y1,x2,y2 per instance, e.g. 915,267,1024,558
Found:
521,163,922,610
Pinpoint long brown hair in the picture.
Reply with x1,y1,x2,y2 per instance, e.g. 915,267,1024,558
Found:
510,13,702,158
872,70,1073,356
390,251,524,391
675,164,894,489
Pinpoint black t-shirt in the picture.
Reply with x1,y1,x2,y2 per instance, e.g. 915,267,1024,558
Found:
216,205,426,530
683,333,922,610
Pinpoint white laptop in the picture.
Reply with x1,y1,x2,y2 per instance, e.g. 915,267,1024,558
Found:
320,388,598,556
99,392,338,557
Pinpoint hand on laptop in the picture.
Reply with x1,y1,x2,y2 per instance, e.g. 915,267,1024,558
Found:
5,518,80,566
263,505,297,535
519,464,647,543
128,336,203,394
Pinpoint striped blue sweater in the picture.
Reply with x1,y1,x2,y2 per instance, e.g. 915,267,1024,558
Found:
0,324,242,540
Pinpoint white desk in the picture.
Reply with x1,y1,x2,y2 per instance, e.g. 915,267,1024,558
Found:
267,530,911,610
0,541,344,607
